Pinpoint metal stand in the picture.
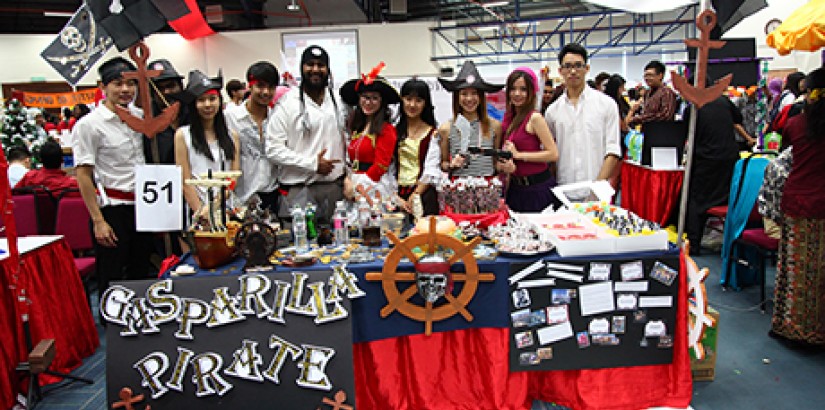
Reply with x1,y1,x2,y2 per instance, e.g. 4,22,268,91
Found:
15,316,93,409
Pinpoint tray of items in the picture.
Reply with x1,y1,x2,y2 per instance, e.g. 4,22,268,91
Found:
514,205,668,257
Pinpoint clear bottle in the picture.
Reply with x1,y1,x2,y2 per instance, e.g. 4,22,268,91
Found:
357,197,371,237
333,200,349,246
765,131,782,152
291,205,309,254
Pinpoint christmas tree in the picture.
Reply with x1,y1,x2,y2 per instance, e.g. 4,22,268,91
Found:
1,98,49,165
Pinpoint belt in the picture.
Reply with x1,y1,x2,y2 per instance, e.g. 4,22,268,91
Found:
352,160,373,172
510,169,552,186
280,175,345,190
102,187,135,201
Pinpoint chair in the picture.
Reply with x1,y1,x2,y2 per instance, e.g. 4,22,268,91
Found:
8,194,39,237
729,228,779,312
53,194,95,310
720,155,772,289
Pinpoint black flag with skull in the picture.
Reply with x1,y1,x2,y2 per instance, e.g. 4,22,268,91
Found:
40,4,114,86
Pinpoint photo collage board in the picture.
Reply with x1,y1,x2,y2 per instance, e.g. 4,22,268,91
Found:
508,255,679,371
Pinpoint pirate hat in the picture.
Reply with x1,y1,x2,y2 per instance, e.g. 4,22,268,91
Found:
149,59,183,82
339,62,400,106
438,60,503,93
181,69,223,103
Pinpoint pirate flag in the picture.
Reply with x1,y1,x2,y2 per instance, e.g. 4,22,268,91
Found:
86,0,214,51
40,4,114,86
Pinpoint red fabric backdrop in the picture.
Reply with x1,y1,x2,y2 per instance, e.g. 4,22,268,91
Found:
621,162,684,226
0,239,100,408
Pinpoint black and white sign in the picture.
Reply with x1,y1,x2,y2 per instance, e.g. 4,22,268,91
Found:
104,268,360,409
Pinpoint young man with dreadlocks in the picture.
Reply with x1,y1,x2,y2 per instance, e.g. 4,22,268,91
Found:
265,45,347,224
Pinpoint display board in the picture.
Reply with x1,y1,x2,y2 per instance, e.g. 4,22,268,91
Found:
103,269,359,409
508,255,679,371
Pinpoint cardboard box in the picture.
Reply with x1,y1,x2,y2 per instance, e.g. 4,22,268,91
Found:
690,307,719,381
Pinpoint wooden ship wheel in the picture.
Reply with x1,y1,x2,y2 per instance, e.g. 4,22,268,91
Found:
234,221,277,271
365,216,495,335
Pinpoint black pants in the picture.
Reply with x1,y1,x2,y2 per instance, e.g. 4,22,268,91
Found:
92,205,155,293
686,157,736,252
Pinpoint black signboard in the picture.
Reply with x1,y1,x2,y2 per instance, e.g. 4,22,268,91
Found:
508,255,679,371
103,269,360,409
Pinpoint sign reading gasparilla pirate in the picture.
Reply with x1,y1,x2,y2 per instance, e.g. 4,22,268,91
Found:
103,267,363,409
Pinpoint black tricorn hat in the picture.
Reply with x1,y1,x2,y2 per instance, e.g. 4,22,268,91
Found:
438,60,503,93
149,59,183,82
181,69,223,103
339,63,400,106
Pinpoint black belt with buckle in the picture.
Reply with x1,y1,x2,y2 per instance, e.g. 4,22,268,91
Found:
353,161,373,172
510,169,552,186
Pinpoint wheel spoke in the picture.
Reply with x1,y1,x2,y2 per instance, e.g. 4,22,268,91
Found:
444,294,473,321
390,234,419,264
380,285,418,318
427,217,437,254
452,273,495,282
424,300,433,336
447,236,482,265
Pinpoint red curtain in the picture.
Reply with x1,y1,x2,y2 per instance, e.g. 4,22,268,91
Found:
0,239,100,407
621,162,684,226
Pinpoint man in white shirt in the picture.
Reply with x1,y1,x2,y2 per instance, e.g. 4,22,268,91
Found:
265,45,346,223
6,146,31,188
72,56,154,293
545,43,621,201
224,61,280,212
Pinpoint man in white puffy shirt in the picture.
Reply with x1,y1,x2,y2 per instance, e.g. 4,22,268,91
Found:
72,56,154,293
265,45,347,224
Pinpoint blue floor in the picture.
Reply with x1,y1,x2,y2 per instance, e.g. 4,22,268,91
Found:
30,251,825,410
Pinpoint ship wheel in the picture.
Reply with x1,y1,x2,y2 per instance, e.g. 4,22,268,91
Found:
234,221,277,270
365,216,495,335
686,248,716,360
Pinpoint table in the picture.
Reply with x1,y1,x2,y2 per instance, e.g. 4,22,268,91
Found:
621,161,684,226
168,247,692,410
0,236,99,409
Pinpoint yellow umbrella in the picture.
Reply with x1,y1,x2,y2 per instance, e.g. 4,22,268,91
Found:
767,0,825,55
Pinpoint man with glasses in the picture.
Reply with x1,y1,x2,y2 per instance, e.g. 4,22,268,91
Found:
627,60,677,127
265,45,346,224
544,43,621,201
225,61,281,212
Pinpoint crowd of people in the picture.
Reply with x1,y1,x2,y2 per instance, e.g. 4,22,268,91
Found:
5,41,822,347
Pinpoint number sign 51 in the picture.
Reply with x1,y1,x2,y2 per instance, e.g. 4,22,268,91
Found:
135,165,183,232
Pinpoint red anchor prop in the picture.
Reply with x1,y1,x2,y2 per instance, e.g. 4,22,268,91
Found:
671,10,732,108
115,41,180,138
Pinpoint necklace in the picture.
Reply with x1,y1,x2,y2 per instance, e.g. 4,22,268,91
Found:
407,121,428,140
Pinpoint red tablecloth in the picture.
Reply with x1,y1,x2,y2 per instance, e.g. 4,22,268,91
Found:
0,238,99,409
621,162,684,226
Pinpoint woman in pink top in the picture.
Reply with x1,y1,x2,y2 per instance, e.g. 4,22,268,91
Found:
498,67,559,212
770,67,825,346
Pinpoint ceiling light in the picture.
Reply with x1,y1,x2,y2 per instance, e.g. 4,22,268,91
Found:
483,1,509,7
43,11,74,18
286,0,300,12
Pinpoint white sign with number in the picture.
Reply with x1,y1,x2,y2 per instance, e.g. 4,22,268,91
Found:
135,165,183,232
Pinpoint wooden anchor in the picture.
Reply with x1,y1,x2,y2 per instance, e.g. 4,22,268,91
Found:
671,9,731,108
115,41,180,138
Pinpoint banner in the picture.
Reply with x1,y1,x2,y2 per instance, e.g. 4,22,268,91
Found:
104,268,362,409
19,89,98,108
40,4,113,86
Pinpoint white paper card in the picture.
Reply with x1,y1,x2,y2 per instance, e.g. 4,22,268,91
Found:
135,165,183,232
651,147,679,170
517,278,556,289
639,296,673,308
588,318,610,335
546,269,584,283
578,281,615,316
536,321,574,345
614,281,649,292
